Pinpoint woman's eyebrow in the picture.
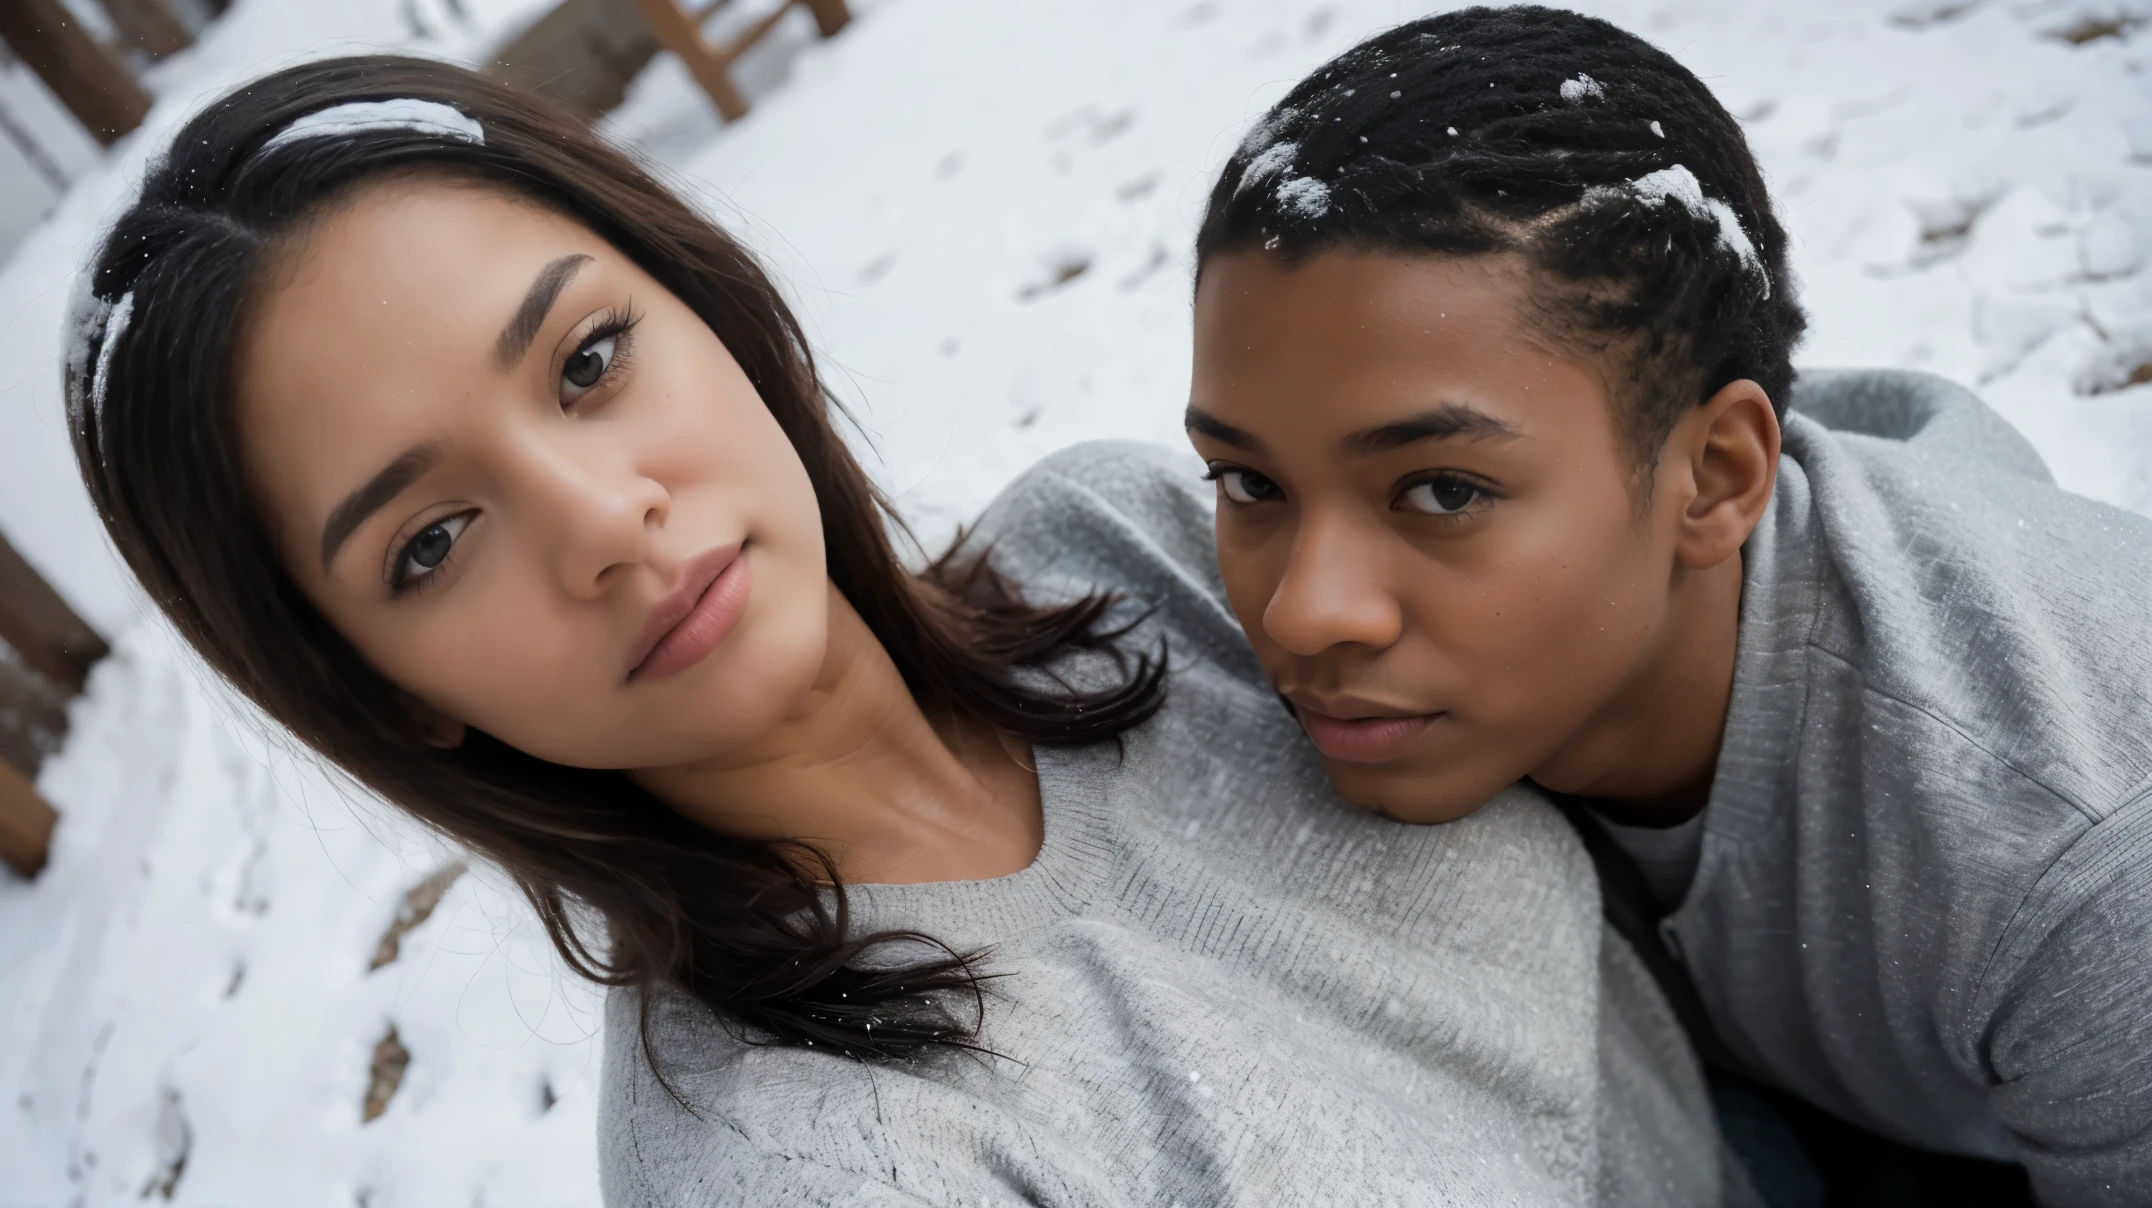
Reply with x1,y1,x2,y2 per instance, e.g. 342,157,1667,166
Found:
494,253,593,369
320,444,442,572
1342,403,1520,455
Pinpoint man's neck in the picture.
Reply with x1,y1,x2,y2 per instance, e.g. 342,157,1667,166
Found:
630,585,1043,884
1528,554,1744,827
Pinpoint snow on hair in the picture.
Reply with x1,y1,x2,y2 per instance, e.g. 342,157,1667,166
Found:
1275,175,1331,219
261,98,484,152
1589,163,1769,297
88,292,135,415
1236,106,1299,158
1237,140,1299,198
62,270,113,394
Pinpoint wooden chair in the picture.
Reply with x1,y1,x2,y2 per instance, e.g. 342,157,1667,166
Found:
0,532,107,878
490,0,852,124
628,0,851,122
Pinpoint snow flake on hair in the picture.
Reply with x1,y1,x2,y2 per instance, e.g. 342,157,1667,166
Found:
63,270,113,391
1237,140,1299,198
1236,106,1299,159
262,98,484,153
1275,175,1331,219
89,292,135,413
1587,164,1769,297
1559,74,1605,103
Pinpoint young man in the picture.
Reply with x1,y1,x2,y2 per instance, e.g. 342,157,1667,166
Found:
1181,8,2152,1206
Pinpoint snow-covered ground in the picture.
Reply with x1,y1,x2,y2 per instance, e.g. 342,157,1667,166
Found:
0,0,2146,1203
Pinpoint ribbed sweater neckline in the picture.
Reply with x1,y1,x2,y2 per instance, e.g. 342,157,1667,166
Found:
838,741,1118,948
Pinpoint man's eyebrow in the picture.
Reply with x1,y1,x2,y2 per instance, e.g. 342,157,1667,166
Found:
494,253,593,370
1341,403,1520,456
319,444,441,572
1183,405,1263,451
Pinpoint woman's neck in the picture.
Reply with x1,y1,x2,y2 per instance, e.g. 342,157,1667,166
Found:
630,584,1042,885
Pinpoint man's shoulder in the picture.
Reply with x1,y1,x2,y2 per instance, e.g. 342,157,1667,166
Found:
1779,372,2152,821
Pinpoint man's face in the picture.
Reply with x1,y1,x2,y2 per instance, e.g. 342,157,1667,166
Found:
1188,250,1693,822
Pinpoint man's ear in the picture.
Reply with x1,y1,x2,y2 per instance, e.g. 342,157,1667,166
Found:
406,697,468,750
1668,378,1781,570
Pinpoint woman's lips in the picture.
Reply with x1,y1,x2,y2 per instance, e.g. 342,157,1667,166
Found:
1293,704,1439,764
630,545,752,682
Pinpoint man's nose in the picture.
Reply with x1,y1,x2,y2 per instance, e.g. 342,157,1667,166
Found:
1262,508,1405,657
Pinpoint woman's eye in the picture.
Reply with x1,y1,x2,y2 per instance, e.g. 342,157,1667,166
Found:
561,335,616,400
395,512,473,587
1216,469,1282,505
1400,477,1482,516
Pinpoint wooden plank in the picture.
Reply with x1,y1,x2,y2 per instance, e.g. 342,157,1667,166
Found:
0,754,57,879
0,0,151,146
628,0,748,122
0,531,108,696
96,0,193,60
485,0,659,120
713,0,794,67
798,0,850,37
0,645,69,779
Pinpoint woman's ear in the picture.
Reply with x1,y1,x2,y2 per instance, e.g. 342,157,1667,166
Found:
406,697,468,750
1668,378,1781,570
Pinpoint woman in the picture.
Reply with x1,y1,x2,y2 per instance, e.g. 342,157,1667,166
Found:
68,57,1735,1204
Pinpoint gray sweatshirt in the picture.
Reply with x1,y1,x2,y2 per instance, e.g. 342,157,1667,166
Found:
597,442,1743,1206
1619,369,2152,1205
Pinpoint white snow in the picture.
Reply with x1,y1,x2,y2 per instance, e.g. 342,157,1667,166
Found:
1276,174,1332,218
260,98,486,151
1607,163,1770,293
1238,138,1299,195
0,0,2148,1204
1560,72,1605,102
87,291,132,413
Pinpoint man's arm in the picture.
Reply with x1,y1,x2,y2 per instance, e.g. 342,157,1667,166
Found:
1980,807,2152,1206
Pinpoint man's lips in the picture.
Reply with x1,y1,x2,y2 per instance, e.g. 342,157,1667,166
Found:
628,543,751,681
1286,694,1442,764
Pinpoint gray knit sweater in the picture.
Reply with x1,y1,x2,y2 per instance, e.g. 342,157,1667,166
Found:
597,442,1738,1206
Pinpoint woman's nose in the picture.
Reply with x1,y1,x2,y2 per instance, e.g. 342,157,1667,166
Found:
1262,510,1405,657
515,436,670,598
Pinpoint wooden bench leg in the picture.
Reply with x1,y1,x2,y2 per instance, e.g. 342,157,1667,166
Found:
799,0,851,37
0,756,57,879
629,0,750,122
0,532,108,696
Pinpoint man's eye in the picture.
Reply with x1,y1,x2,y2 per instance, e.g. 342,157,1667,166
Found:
1399,477,1482,515
1216,469,1282,505
561,335,616,400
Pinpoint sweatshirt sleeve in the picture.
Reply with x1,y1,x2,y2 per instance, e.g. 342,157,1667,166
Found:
1977,799,2152,1206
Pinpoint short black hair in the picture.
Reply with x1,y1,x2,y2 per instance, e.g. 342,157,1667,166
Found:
1196,5,1806,467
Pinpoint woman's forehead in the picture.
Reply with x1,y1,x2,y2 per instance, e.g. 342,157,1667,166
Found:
233,185,612,551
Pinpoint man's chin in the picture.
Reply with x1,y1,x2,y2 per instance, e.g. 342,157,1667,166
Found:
1319,757,1513,826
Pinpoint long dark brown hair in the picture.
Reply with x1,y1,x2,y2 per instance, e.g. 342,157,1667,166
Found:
67,56,1163,1065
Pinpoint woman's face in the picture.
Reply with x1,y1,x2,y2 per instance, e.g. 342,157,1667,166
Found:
236,180,829,770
